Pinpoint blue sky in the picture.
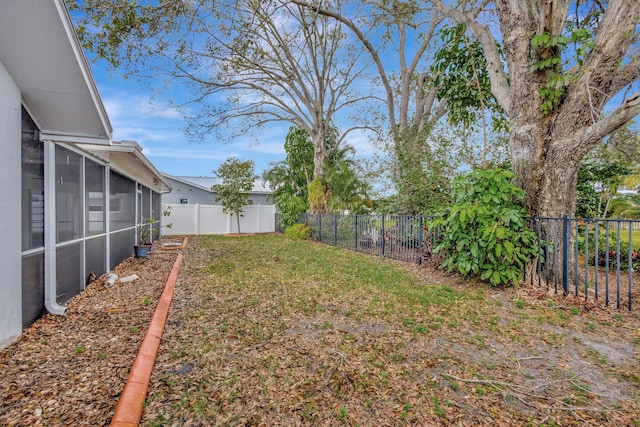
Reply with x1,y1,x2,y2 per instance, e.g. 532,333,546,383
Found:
78,4,383,182
93,64,292,178
80,3,640,184
91,60,378,180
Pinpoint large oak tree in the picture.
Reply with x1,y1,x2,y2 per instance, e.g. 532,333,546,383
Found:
432,0,640,218
70,0,373,212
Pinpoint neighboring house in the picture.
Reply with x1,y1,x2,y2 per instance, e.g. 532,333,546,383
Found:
161,174,276,235
0,1,171,349
162,174,273,206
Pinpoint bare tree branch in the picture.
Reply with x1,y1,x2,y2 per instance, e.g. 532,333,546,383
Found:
567,92,640,151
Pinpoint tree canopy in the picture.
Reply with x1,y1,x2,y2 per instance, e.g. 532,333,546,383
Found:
71,0,640,219
70,0,375,196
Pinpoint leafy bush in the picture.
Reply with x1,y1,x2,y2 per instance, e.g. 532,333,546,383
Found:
275,193,308,229
429,168,537,286
284,223,312,240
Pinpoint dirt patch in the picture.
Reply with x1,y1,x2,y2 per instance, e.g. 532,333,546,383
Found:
286,315,389,339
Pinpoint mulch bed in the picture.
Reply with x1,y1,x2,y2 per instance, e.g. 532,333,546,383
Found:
0,240,180,426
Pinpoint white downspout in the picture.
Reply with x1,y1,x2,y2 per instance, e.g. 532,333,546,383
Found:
105,166,111,270
43,140,67,315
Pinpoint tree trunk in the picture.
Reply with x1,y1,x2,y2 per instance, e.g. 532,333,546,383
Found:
436,0,640,218
311,131,328,181
236,213,241,234
309,126,329,214
394,130,427,215
496,0,640,218
510,122,583,219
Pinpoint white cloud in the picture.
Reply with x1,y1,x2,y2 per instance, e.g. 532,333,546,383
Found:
144,147,239,160
142,100,182,119
114,125,182,143
103,93,182,121
343,128,378,157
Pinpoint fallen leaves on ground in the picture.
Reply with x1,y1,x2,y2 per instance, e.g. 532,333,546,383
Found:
2,235,639,426
0,243,178,426
143,235,640,426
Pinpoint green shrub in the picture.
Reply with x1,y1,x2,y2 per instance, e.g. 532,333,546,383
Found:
285,223,312,240
275,193,308,229
429,168,537,286
576,225,640,269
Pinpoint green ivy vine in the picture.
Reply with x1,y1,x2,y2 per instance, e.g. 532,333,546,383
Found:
531,28,594,115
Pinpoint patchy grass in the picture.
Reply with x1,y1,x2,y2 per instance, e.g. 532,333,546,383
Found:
144,235,640,426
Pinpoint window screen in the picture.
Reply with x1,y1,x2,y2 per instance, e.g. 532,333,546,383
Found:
56,146,82,243
22,252,45,328
152,191,161,240
86,159,105,236
110,171,135,231
56,242,83,304
142,186,151,220
86,236,106,280
21,108,44,251
110,228,134,269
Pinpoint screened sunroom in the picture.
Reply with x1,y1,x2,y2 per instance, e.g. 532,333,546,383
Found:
0,0,171,348
21,110,170,328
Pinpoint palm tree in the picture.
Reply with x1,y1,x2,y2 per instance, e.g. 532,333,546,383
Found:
263,126,371,222
609,194,640,219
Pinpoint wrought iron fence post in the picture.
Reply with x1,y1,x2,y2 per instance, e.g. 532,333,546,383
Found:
319,214,322,242
562,214,570,295
381,215,386,257
334,214,338,246
418,215,423,264
354,215,358,250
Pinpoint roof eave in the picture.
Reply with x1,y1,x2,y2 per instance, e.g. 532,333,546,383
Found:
54,0,113,138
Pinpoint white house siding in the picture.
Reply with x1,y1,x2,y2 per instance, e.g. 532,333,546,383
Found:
162,175,272,206
0,1,173,350
0,60,24,348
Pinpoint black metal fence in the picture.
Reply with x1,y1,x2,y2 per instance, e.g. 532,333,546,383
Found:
277,213,639,310
531,216,639,310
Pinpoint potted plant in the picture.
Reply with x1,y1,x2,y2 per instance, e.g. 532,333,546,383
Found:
134,216,159,258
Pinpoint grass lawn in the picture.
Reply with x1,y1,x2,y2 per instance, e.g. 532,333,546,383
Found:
615,227,640,249
578,224,640,250
143,234,640,426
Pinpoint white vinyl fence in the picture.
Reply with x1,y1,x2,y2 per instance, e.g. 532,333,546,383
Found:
162,204,276,235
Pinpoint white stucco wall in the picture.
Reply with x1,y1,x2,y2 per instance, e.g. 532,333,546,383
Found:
0,60,23,349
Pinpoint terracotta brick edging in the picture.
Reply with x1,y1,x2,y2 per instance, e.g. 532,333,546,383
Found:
110,253,184,427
